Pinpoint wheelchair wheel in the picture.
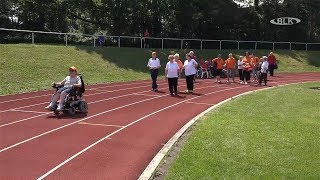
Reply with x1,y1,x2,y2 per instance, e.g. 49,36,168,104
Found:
68,107,76,115
79,101,88,113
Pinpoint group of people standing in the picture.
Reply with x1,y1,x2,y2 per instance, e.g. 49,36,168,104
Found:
147,51,277,96
147,51,198,96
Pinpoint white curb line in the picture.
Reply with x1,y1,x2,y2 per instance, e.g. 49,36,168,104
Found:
138,81,320,180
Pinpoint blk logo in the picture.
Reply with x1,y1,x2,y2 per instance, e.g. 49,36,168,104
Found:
270,17,301,26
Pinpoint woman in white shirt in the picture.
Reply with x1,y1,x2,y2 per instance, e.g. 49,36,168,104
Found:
147,52,161,91
165,55,180,96
238,56,244,83
259,56,269,86
183,54,198,93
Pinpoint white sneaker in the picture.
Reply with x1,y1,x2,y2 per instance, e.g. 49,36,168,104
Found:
245,82,248,85
45,105,55,111
56,105,63,111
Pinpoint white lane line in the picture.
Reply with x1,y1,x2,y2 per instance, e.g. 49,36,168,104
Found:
185,102,215,106
78,122,123,128
0,95,164,153
0,79,198,114
0,81,173,113
0,113,52,128
138,80,320,180
36,86,248,180
9,109,49,114
0,80,168,105
132,93,163,97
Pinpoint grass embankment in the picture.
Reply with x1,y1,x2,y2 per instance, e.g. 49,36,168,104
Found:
166,82,320,179
1,44,320,95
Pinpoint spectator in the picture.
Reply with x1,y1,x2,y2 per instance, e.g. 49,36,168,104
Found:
144,29,150,48
98,35,105,47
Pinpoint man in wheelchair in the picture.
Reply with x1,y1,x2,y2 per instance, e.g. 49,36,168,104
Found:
45,66,87,114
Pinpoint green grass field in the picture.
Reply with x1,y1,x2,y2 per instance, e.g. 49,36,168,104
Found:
165,82,320,179
1,44,320,95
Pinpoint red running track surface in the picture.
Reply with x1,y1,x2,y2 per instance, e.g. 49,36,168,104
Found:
0,73,319,179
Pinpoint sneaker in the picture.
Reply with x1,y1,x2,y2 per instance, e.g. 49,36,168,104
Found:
245,82,248,85
189,90,193,94
56,106,63,111
240,81,244,84
185,90,189,93
45,105,55,111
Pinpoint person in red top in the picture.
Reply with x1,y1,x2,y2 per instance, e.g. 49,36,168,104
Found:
225,53,236,83
143,29,150,48
213,54,224,83
267,52,277,76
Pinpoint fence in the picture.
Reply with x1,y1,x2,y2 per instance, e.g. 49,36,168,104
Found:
1,28,320,51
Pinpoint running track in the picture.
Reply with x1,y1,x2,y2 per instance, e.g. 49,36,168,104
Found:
0,73,319,179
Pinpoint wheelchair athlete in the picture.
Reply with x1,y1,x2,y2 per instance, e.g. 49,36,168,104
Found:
45,66,82,111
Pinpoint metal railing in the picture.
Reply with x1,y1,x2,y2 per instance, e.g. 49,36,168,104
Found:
1,28,320,51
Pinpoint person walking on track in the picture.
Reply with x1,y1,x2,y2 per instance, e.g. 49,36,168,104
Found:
165,55,180,96
259,56,269,86
238,56,244,83
184,53,198,93
174,53,184,77
268,52,277,77
213,54,224,83
225,53,236,83
147,52,161,92
241,52,253,84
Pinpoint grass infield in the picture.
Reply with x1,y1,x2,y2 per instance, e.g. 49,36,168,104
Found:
166,82,320,179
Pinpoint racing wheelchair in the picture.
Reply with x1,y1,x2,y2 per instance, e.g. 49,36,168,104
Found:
51,75,88,115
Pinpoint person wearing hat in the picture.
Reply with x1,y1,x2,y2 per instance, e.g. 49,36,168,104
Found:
45,66,82,111
259,56,269,86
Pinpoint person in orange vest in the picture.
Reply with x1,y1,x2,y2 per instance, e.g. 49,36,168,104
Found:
251,53,260,82
213,54,225,83
225,53,236,83
174,53,184,77
241,52,253,84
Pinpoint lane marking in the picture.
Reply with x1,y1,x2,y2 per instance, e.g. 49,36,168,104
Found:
138,80,320,180
78,122,123,128
9,109,49,114
0,113,52,128
185,102,215,106
0,95,164,153
36,86,248,180
0,80,168,104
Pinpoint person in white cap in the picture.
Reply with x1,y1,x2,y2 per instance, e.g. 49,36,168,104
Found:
259,56,269,86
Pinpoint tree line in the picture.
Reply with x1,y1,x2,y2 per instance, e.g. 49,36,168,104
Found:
1,0,319,42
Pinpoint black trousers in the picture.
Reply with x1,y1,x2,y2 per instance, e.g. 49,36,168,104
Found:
259,72,268,85
168,78,178,95
269,65,274,76
238,69,243,81
185,75,195,91
150,69,159,90
243,70,251,81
